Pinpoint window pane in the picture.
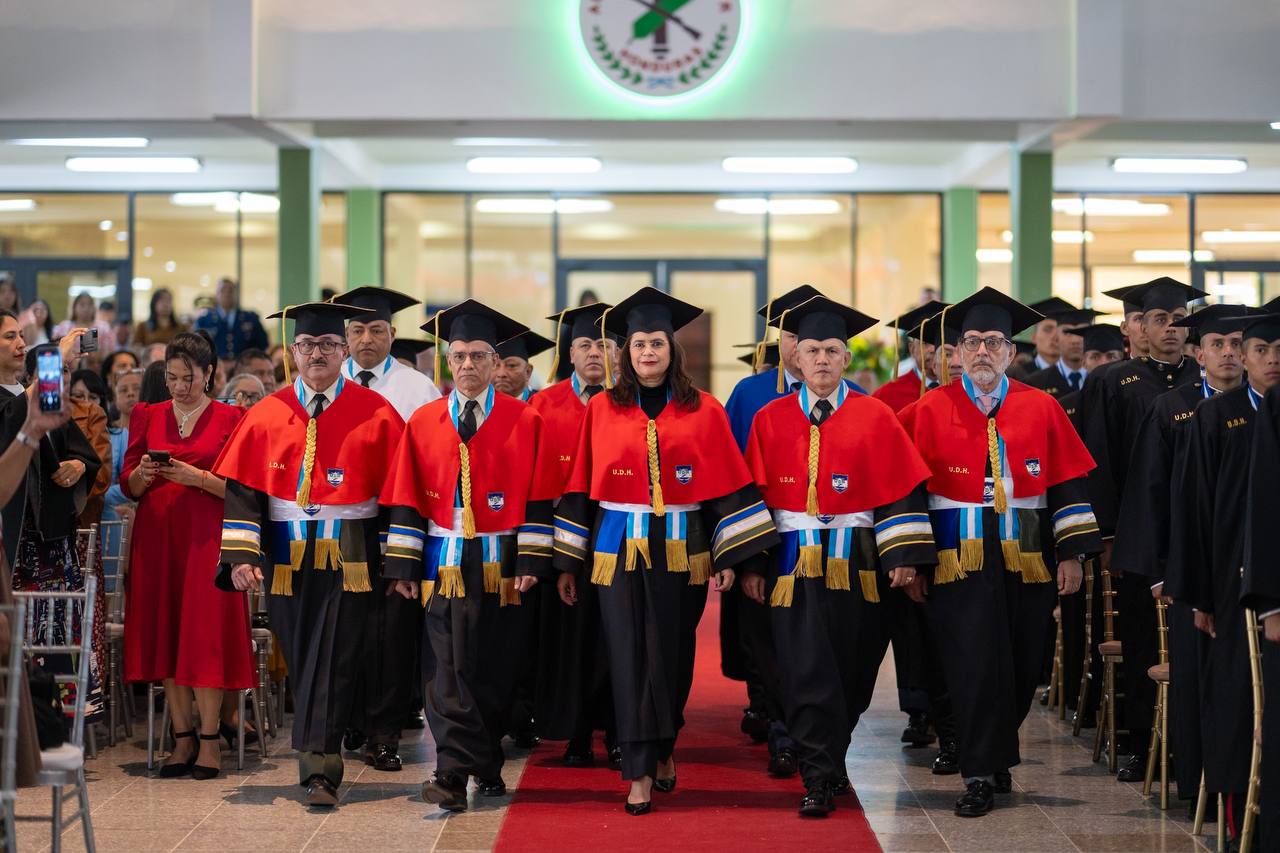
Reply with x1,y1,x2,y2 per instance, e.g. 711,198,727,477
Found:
384,194,466,311
1085,193,1190,317
240,195,278,322
855,194,940,325
0,193,128,258
767,195,852,304
978,192,1012,294
558,194,765,259
1195,195,1280,264
133,193,237,330
321,192,347,295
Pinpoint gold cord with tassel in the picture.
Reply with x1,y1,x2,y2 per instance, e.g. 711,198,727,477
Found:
755,300,774,374
775,308,793,393
916,318,928,399
459,442,476,539
646,419,665,517
987,419,1008,515
547,307,568,382
805,424,821,516
279,304,295,386
432,311,443,390
938,304,954,386
296,416,318,508
600,306,614,389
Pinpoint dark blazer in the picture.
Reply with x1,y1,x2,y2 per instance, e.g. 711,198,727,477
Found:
1025,363,1084,400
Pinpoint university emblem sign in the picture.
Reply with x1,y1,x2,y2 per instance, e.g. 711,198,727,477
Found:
580,0,743,98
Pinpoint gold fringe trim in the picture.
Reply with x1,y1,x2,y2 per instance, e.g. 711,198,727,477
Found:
625,537,651,572
341,561,371,593
959,538,984,573
314,538,341,571
289,539,306,571
437,565,465,599
459,442,476,540
795,544,824,578
665,538,690,572
1001,540,1023,573
934,549,967,585
591,552,617,586
419,579,435,607
500,577,522,607
1020,551,1052,583
296,416,317,507
825,557,851,591
859,569,880,603
483,562,502,594
271,563,293,596
688,551,711,586
806,424,820,516
770,574,795,607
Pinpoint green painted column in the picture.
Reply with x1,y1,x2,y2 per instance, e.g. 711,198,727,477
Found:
1011,149,1054,305
346,188,382,287
942,188,979,300
277,147,319,311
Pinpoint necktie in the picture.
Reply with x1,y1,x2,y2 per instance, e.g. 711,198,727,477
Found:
979,395,996,415
927,381,939,390
1068,371,1081,391
357,370,376,388
810,399,833,426
311,393,326,418
790,381,803,393
584,384,603,399
459,400,479,443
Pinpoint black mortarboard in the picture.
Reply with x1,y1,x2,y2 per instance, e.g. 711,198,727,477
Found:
1124,277,1208,314
495,330,555,361
1063,323,1126,353
550,303,620,344
1262,295,1280,313
1053,308,1104,326
942,287,1044,338
890,300,949,338
757,285,822,321
601,287,702,338
269,302,373,339
1225,313,1280,342
331,285,420,323
1014,340,1037,357
918,312,961,348
1029,297,1079,320
390,338,433,362
1171,304,1252,337
736,341,779,367
772,295,878,342
1103,285,1145,315
424,299,527,347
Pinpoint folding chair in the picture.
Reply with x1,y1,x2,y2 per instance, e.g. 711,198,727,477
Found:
97,520,132,747
0,599,27,853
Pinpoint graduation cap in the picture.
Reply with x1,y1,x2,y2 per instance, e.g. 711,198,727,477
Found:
918,312,960,348
757,284,823,322
940,286,1044,339
890,300,949,339
1053,307,1104,327
1123,277,1208,314
1014,340,1037,357
1171,303,1252,337
330,285,420,323
772,295,878,342
1063,323,1126,353
601,287,703,339
1029,297,1079,320
549,303,616,344
1262,295,1280,313
390,337,433,363
736,341,779,368
495,330,555,361
269,302,374,340
1103,284,1145,316
1221,313,1280,343
423,299,527,347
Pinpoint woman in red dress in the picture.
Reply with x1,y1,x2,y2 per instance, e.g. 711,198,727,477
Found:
121,331,254,779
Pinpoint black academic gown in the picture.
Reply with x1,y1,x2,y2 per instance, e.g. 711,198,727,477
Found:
1240,384,1280,847
1026,363,1084,400
1168,386,1259,797
1053,387,1089,712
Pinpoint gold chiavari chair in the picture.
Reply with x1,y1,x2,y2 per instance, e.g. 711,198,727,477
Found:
1093,564,1126,772
1142,598,1170,808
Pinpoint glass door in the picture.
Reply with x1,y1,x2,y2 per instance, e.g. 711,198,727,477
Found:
1191,261,1280,306
0,257,131,353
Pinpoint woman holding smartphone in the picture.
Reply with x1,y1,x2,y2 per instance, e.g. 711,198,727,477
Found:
120,331,253,780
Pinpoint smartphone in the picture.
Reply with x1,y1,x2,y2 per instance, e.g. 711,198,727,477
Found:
79,327,98,354
35,344,62,413
149,450,172,466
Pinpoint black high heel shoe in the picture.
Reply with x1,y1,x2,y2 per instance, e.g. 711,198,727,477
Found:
191,732,222,780
653,760,677,793
159,730,197,778
219,720,259,750
625,800,652,816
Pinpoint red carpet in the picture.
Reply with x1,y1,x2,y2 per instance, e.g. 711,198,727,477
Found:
494,595,882,852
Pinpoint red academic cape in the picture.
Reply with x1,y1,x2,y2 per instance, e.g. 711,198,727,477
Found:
898,379,1094,503
565,390,751,504
746,393,930,513
873,370,926,414
381,391,559,531
213,381,404,504
529,378,588,497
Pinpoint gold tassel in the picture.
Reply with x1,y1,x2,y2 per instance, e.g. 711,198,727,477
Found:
625,538,651,571
459,442,476,540
1020,552,1052,583
314,538,340,571
806,424,820,516
917,318,929,399
341,561,371,593
591,552,617,586
289,539,306,571
987,419,1008,515
1001,539,1024,574
500,578,522,607
756,300,774,374
825,557,851,591
959,538,984,572
419,579,435,607
665,538,690,572
858,569,880,602
775,308,793,394
295,416,318,508
600,305,614,389
271,563,293,596
795,544,823,578
437,565,465,599
547,307,568,381
938,304,954,386
770,574,795,607
280,305,296,386
432,311,443,391
933,549,967,585
646,420,665,517
688,551,711,585
483,562,502,594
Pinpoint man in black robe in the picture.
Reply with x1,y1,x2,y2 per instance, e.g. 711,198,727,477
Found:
1172,312,1280,845
1083,277,1205,781
1025,307,1101,400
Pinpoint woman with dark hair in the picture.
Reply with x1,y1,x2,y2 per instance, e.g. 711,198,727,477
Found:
553,287,778,814
24,298,54,347
132,287,189,347
100,349,139,392
139,361,171,404
54,293,117,353
68,369,109,412
120,331,253,780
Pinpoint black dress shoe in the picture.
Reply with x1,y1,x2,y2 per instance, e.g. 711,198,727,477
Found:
799,782,835,817
932,739,959,775
190,732,222,781
901,712,936,747
421,773,468,811
404,710,425,730
511,730,540,749
1117,754,1146,782
740,709,769,743
1039,686,1051,706
476,777,507,797
993,770,1012,794
219,720,259,750
304,774,339,807
158,730,196,778
342,728,367,752
1073,709,1097,730
653,774,677,793
767,747,798,778
830,775,852,796
607,745,623,771
954,779,995,817
625,800,652,816
364,744,403,772
563,743,595,767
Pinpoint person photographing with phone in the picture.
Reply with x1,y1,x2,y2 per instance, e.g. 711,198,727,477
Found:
120,330,254,781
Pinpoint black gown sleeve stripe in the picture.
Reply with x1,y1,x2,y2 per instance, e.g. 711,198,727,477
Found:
221,479,267,567
1046,476,1102,563
872,484,937,571
552,492,592,574
384,505,427,582
516,498,555,578
703,485,780,570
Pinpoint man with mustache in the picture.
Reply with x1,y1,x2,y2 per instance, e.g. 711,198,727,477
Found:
493,331,555,402
899,287,1101,817
1083,277,1205,782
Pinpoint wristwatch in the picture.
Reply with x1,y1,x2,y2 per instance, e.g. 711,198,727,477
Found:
14,431,37,449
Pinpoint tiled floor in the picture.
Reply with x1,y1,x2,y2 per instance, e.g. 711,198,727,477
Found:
15,654,1218,852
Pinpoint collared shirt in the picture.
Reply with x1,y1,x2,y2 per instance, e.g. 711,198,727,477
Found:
1034,353,1053,371
571,373,602,405
0,383,22,397
797,382,847,421
962,372,1008,416
452,384,494,432
217,306,238,326
1057,360,1087,386
343,354,392,386
296,376,341,412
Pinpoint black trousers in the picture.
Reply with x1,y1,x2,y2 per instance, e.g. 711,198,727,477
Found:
1116,572,1158,755
351,589,418,748
1167,601,1204,800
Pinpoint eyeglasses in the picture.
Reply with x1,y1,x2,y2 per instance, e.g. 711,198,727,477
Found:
293,340,344,355
447,350,495,366
960,335,1011,353
234,390,263,404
